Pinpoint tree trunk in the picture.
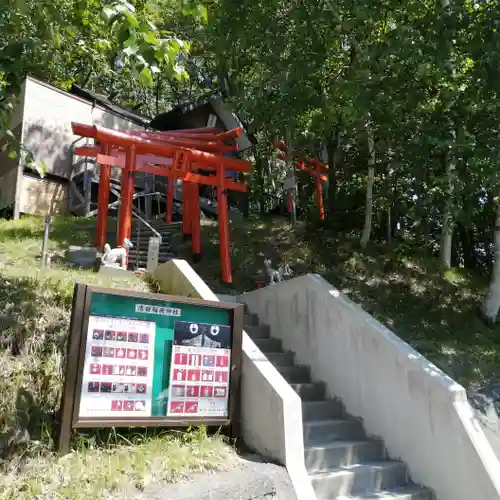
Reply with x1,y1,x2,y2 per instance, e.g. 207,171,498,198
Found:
483,201,500,324
451,230,460,267
459,224,476,269
386,164,394,247
255,156,267,216
387,204,392,247
286,128,297,227
326,130,341,217
360,124,375,249
439,149,454,267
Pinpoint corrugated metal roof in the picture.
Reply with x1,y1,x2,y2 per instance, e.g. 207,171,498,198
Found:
70,84,151,127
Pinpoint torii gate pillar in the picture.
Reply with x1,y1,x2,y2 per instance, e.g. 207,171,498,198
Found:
95,144,111,249
118,145,136,245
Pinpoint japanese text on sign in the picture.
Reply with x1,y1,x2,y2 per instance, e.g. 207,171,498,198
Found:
135,304,181,316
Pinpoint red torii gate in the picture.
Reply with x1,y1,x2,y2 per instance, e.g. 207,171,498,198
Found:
272,141,328,221
72,122,250,283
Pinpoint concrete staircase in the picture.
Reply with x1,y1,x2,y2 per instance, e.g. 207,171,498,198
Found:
242,311,433,500
127,220,179,270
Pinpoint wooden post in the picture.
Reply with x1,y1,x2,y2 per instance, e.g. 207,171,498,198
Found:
191,182,201,262
118,145,136,245
182,181,192,239
217,166,232,283
145,174,153,220
315,164,325,221
166,178,174,224
96,144,111,249
58,283,87,454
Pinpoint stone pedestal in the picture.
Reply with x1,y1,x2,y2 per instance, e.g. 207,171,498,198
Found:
66,246,98,269
98,266,135,277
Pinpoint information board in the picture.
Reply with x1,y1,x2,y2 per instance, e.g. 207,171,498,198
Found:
58,284,243,453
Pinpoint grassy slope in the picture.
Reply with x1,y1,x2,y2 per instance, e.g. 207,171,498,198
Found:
179,217,500,389
0,216,232,499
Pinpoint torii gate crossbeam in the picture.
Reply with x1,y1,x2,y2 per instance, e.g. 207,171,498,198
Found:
72,122,251,283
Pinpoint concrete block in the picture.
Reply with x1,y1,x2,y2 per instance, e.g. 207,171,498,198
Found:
98,266,135,277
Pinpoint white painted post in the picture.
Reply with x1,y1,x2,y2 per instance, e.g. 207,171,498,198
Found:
147,236,160,272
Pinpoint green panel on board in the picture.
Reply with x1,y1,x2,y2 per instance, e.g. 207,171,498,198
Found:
90,293,231,416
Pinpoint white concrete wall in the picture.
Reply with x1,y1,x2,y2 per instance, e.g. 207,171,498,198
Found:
19,174,68,215
152,259,316,500
21,77,146,179
241,274,500,500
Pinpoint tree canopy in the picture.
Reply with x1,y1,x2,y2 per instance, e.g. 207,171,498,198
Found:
3,0,500,320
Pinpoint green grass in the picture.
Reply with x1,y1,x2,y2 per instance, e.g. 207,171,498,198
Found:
1,427,233,499
0,215,232,498
179,216,500,389
0,215,148,293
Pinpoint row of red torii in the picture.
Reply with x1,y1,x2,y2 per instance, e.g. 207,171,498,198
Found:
72,122,328,284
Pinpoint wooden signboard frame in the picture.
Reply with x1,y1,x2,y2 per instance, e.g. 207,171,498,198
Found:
58,283,244,454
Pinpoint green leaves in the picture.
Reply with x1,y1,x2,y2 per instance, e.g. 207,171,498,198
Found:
182,4,208,24
102,0,192,87
139,66,153,86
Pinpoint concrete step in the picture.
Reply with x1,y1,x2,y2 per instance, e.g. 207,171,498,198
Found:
145,222,182,230
305,440,385,472
302,400,345,420
127,250,175,258
265,351,295,367
311,461,407,499
130,233,172,246
129,247,173,254
311,461,409,499
130,238,172,246
290,382,325,401
243,313,258,326
140,230,179,237
253,337,282,352
133,221,182,228
336,486,431,500
303,418,365,443
243,324,270,339
277,364,311,384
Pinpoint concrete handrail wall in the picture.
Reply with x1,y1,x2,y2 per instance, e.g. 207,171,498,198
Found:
241,273,500,500
152,260,316,500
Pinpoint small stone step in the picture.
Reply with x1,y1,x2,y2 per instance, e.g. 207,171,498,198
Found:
243,324,270,339
253,337,282,352
243,313,258,326
311,461,407,499
127,250,175,258
290,382,325,401
130,241,172,249
305,440,385,472
145,223,182,231
303,418,365,443
302,399,345,420
130,231,172,238
129,243,172,249
265,351,295,367
336,486,431,500
130,234,171,241
277,364,311,384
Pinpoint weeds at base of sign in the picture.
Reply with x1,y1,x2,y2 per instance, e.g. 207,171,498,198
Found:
1,425,233,499
64,423,233,453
